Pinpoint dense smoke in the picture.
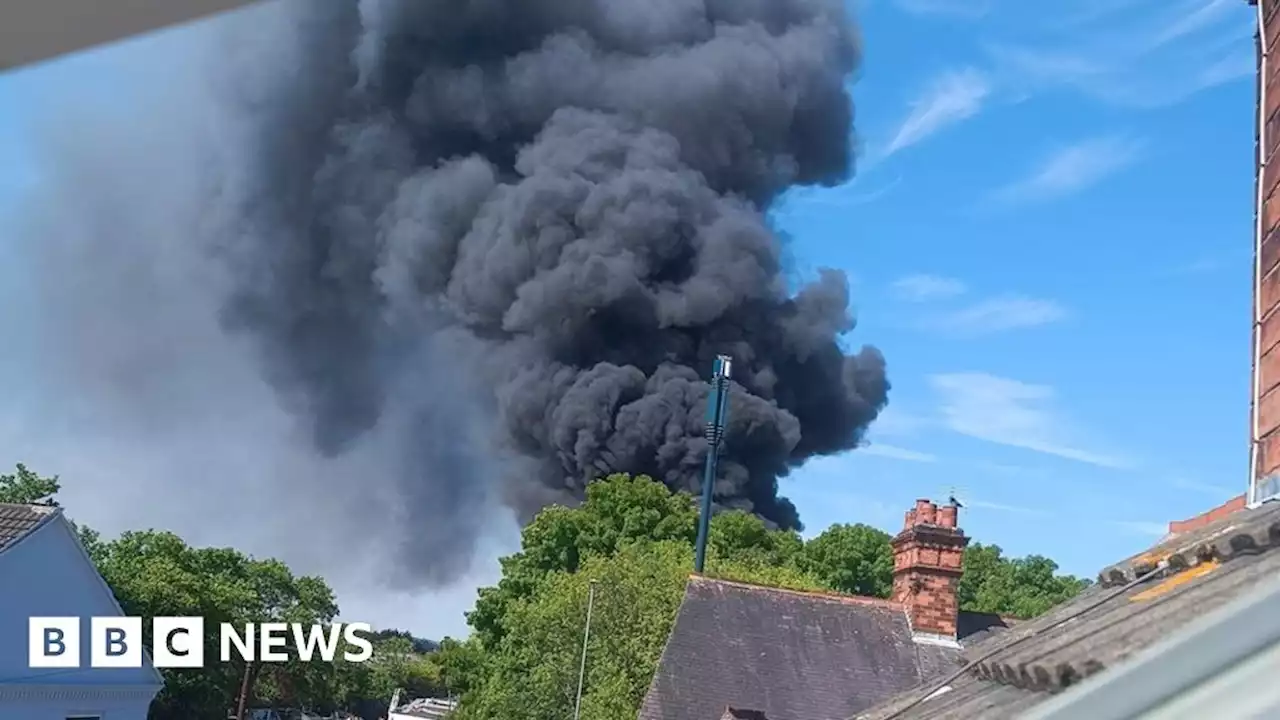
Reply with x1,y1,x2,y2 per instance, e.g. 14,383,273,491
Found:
10,0,888,589
214,0,887,581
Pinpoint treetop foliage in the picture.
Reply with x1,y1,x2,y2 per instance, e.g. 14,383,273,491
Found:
7,465,1091,720
450,473,1092,719
0,463,61,505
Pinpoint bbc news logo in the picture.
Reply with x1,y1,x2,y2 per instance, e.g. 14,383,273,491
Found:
29,617,374,668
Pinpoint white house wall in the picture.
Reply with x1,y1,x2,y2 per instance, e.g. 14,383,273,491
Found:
0,515,162,718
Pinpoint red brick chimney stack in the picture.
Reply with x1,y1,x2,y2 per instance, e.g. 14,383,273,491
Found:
891,498,969,639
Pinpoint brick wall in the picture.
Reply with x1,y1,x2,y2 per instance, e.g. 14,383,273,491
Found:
1167,493,1247,535
1254,0,1280,498
890,499,968,638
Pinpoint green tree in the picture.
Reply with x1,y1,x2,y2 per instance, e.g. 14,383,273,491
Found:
10,464,1092,719
434,636,487,697
82,528,340,720
5,464,410,718
370,628,438,654
467,474,826,652
798,523,895,598
467,474,698,648
455,471,1095,717
958,542,1091,618
461,541,690,720
324,635,445,718
460,540,824,720
707,510,805,570
0,463,60,504
455,475,826,720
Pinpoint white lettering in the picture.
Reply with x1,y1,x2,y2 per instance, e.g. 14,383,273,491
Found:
290,624,343,662
342,622,373,663
221,623,255,662
258,622,289,662
30,617,373,667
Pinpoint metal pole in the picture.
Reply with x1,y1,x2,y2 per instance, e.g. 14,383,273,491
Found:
234,660,254,720
573,580,597,720
694,445,717,574
694,355,732,574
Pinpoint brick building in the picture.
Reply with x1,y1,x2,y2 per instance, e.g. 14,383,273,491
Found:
1253,0,1280,504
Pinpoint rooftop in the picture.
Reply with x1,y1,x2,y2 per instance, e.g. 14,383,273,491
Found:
638,576,1005,720
855,498,1280,720
0,502,59,553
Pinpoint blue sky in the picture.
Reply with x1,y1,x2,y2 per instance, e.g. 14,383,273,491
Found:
0,0,1260,633
777,0,1258,577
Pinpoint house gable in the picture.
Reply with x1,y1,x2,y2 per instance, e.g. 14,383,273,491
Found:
0,506,163,695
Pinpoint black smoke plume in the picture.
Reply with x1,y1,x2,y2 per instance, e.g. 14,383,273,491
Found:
212,0,888,583
10,0,887,591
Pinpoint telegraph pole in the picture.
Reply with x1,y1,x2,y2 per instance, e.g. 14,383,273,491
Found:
234,661,253,720
573,580,598,720
694,355,732,574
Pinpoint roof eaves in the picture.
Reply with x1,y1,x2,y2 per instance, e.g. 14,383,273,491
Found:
690,574,905,610
852,501,1280,719
1021,556,1280,720
1097,500,1280,587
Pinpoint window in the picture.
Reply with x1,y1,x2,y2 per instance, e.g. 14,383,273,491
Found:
1256,474,1280,505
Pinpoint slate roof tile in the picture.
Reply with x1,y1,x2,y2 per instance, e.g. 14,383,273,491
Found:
0,502,57,552
953,611,1014,649
639,577,965,720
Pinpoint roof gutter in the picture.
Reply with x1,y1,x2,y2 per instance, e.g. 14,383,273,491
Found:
1251,0,1268,508
0,0,261,71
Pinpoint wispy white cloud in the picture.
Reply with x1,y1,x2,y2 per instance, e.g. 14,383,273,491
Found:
868,406,932,440
961,497,1047,515
1146,0,1235,51
1113,520,1170,537
929,372,1130,469
973,461,1029,476
884,69,991,157
1058,0,1155,28
993,136,1142,204
893,0,995,19
780,173,903,212
858,443,938,463
929,295,1068,336
891,274,967,302
985,0,1253,108
1194,50,1254,90
1173,477,1239,497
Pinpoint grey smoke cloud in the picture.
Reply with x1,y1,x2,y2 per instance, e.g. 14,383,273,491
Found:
1,0,887,594
0,2,505,632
